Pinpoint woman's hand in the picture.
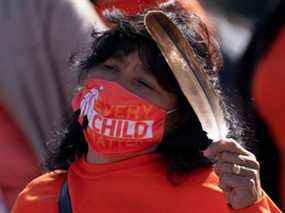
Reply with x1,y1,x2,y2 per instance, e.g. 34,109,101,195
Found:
204,139,263,209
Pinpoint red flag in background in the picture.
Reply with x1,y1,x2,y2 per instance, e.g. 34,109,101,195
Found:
0,104,40,209
93,0,208,26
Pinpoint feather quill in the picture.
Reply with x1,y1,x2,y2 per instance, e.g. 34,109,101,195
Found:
144,11,228,141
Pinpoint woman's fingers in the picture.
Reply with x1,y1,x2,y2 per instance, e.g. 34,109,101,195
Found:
216,152,259,170
203,138,263,209
219,173,254,188
204,139,253,160
214,162,259,180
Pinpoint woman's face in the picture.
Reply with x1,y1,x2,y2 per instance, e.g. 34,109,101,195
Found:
81,50,178,111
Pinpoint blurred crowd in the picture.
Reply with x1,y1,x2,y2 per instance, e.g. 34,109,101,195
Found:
0,0,284,212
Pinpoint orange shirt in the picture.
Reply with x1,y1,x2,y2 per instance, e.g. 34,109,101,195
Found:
12,153,281,213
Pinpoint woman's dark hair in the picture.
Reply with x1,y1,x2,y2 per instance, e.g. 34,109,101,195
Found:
46,19,223,183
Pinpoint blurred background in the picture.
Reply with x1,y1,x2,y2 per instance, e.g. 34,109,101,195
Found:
0,0,284,212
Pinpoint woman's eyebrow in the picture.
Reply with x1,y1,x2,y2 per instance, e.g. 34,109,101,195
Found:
111,51,129,60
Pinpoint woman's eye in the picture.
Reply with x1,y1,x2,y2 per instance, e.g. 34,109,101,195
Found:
103,64,118,71
137,80,155,90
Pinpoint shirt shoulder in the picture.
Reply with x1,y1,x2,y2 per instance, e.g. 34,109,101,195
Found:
11,170,67,213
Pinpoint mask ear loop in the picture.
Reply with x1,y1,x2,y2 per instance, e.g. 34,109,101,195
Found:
167,108,179,115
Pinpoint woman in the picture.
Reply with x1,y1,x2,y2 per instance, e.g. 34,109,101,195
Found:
12,2,280,213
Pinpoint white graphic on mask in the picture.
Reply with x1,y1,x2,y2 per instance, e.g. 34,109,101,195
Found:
80,87,154,140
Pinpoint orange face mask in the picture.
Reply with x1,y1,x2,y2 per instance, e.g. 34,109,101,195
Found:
72,79,170,155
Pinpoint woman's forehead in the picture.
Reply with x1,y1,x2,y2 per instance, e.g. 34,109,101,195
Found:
109,47,138,60
105,50,149,72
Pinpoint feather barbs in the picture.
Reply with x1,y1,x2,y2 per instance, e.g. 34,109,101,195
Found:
144,11,228,141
